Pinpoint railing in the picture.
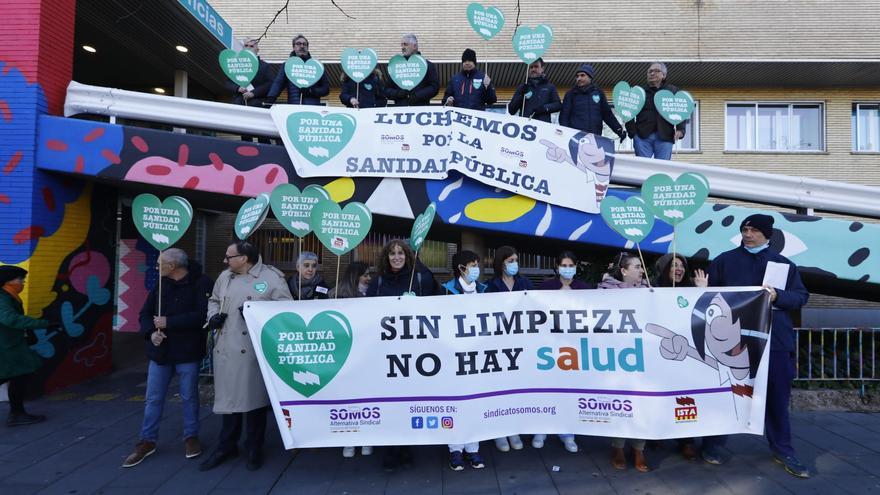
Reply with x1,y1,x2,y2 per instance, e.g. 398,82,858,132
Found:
796,328,880,395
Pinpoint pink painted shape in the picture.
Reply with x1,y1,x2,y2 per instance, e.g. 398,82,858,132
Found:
117,239,147,333
125,157,288,197
68,250,111,294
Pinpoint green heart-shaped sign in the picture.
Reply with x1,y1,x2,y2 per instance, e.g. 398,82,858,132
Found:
512,25,553,64
269,183,330,237
641,173,710,226
340,48,378,83
218,49,259,86
310,200,372,256
387,54,428,90
235,193,270,240
654,89,695,125
286,112,357,166
612,81,646,123
261,311,352,398
467,3,505,40
131,194,193,250
284,57,325,89
600,196,655,244
410,202,436,251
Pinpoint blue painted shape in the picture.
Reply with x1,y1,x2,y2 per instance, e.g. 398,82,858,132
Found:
36,115,124,176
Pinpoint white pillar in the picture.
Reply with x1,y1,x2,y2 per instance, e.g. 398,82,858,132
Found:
173,69,188,133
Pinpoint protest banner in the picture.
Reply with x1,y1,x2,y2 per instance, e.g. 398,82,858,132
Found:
243,287,771,449
270,106,614,214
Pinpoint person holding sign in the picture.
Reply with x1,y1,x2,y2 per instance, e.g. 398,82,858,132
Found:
560,64,626,141
700,214,810,478
200,241,293,472
383,33,439,106
624,62,687,160
507,58,561,122
123,249,213,468
443,48,497,111
227,38,276,143
287,252,330,301
266,34,329,105
598,252,650,472
340,69,386,109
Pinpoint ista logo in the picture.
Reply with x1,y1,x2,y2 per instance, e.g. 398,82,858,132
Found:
674,396,698,422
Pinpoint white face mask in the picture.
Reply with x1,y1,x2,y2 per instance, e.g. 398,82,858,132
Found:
558,266,576,280
505,261,519,276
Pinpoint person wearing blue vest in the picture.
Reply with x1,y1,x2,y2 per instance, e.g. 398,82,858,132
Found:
702,214,810,478
266,34,329,105
443,49,497,111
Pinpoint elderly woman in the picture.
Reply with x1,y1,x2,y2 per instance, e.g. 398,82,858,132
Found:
288,251,330,300
200,241,292,472
0,266,49,426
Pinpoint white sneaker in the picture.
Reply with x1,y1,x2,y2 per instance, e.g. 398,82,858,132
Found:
562,436,578,453
532,434,546,449
361,446,373,456
342,446,355,458
494,437,510,452
509,435,523,450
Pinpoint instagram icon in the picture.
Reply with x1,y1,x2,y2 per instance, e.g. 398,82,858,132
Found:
441,417,454,429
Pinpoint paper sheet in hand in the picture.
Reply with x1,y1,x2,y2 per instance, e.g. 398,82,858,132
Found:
762,261,790,290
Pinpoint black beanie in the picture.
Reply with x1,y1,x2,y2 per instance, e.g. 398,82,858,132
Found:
462,48,477,65
740,214,774,240
0,265,27,286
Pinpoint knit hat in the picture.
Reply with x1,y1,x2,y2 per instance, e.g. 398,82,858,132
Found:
0,266,27,286
461,48,477,65
576,63,595,80
740,214,774,240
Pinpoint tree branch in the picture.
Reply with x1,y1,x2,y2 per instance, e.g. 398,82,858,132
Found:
256,0,356,42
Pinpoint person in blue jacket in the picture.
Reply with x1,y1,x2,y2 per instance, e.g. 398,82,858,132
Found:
443,49,496,111
559,64,626,140
702,214,810,479
266,34,329,105
507,58,561,122
383,33,440,106
340,68,386,108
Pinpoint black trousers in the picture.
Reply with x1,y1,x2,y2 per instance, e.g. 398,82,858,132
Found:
217,406,269,454
1,374,29,415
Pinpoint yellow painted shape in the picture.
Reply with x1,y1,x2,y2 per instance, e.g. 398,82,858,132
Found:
126,395,146,402
85,393,119,401
464,195,536,223
323,177,355,202
46,392,78,401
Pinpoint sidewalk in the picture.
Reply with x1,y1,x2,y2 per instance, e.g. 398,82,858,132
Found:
1,367,879,494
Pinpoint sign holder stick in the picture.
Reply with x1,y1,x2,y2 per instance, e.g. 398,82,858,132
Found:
356,84,360,108
519,65,529,117
407,249,420,293
157,250,163,316
298,237,304,298
636,244,652,289
334,256,342,299
671,228,678,288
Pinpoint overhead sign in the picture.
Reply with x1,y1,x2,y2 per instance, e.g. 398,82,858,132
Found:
176,0,233,48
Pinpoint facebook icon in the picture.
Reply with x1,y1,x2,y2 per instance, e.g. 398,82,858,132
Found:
411,416,424,429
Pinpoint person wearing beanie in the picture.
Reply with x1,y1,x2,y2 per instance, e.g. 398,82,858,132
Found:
701,213,811,479
624,62,688,160
559,63,626,139
0,266,50,426
443,48,497,111
507,57,562,122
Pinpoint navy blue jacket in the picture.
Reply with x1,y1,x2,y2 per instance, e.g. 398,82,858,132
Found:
624,81,688,142
226,58,276,108
486,275,532,293
560,84,624,136
267,53,330,105
366,265,437,297
708,245,809,353
339,72,387,108
507,75,562,122
443,69,497,111
139,262,213,365
383,52,440,106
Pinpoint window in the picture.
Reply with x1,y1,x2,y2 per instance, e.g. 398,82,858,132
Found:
852,103,880,152
603,102,699,152
725,102,824,152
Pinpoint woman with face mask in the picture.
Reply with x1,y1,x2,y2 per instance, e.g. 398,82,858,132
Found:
598,252,650,471
532,251,592,452
485,245,530,452
0,266,50,427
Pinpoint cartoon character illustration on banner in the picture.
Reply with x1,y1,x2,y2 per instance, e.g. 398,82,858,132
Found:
539,132,613,207
645,291,771,419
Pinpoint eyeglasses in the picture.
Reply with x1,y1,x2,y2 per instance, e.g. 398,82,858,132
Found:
224,254,245,262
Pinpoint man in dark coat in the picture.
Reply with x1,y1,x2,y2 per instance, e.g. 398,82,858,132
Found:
624,62,688,160
703,214,810,479
227,38,276,143
122,248,214,468
560,64,626,139
507,58,561,122
266,34,330,105
443,48,496,111
383,33,440,106
340,69,387,108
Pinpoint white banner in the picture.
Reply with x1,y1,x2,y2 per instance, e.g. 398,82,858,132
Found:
270,106,615,213
243,287,771,449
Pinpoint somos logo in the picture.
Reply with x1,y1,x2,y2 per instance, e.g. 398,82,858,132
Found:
329,406,382,430
500,147,525,158
578,396,633,420
674,396,698,422
381,134,404,144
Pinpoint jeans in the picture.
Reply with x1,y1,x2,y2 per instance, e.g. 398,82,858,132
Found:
139,361,200,442
633,132,674,160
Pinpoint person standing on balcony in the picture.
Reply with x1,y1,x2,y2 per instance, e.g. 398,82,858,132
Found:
625,62,687,160
227,38,276,143
701,214,810,478
266,34,329,105
443,49,496,111
383,33,440,106
507,58,561,122
559,64,626,141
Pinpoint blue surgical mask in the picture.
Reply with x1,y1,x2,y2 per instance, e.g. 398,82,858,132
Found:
745,242,769,254
559,266,576,280
464,266,480,283
505,261,519,276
